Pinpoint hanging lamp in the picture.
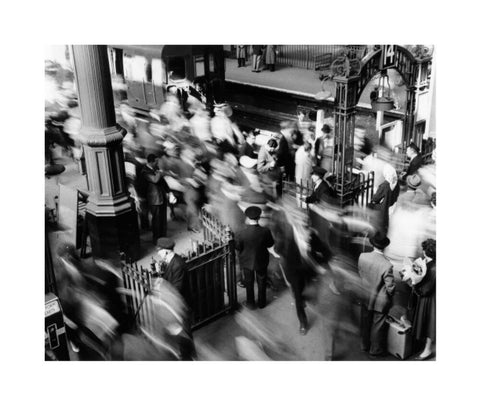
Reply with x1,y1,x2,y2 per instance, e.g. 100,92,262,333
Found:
371,70,395,112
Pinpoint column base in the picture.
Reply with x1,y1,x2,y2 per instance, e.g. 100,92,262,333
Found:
86,209,140,261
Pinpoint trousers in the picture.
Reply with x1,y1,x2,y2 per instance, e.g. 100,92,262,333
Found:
252,55,262,71
244,268,267,308
360,306,389,355
280,263,307,328
150,203,167,242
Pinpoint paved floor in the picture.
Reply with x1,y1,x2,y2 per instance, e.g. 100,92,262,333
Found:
45,147,433,362
225,57,336,100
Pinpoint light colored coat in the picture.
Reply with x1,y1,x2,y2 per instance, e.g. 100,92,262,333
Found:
265,45,276,64
295,146,313,185
358,251,395,313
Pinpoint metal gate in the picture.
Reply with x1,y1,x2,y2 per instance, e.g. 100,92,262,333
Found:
186,208,237,329
281,171,374,208
120,208,237,331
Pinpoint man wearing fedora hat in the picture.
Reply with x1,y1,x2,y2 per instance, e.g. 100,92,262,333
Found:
236,206,275,309
398,174,430,206
358,232,396,357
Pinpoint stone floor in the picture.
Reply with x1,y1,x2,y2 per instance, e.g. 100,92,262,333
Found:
46,152,433,361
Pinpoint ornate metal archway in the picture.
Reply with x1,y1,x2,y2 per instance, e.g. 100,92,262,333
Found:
331,45,432,206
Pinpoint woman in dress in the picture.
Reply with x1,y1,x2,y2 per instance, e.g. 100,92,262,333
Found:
411,238,436,360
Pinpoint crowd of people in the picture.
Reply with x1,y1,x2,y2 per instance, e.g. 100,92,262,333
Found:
46,72,436,360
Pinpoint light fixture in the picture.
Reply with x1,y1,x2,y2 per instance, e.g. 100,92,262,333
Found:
371,70,395,112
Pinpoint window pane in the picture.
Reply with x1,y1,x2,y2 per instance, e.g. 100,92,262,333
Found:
152,58,165,83
194,56,205,77
123,54,132,80
131,55,147,81
209,54,215,73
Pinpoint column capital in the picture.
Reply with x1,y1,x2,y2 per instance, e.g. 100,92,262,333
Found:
81,124,126,147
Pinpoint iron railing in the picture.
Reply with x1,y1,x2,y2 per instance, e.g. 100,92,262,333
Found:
275,45,367,70
120,208,237,331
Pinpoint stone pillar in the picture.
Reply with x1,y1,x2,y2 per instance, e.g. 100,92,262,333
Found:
71,45,139,260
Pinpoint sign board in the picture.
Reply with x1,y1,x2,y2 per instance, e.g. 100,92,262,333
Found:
380,45,397,70
45,293,70,360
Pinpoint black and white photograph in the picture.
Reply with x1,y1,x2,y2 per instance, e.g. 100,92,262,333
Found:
44,44,437,362
3,1,480,404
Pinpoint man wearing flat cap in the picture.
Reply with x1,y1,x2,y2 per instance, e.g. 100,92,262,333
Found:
358,232,396,358
236,206,275,309
156,238,189,303
305,167,335,205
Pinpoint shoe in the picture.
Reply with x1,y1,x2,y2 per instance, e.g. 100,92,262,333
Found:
414,352,433,361
299,325,308,335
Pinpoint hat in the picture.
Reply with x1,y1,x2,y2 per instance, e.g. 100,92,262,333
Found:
369,233,390,250
321,124,332,134
406,174,422,189
245,206,262,220
312,167,327,178
239,155,257,169
156,237,175,250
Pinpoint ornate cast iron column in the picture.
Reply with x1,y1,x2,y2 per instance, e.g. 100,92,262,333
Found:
403,64,418,151
72,45,139,260
333,75,359,206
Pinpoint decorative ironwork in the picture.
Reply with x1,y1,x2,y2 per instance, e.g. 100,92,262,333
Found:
120,209,237,331
331,54,361,78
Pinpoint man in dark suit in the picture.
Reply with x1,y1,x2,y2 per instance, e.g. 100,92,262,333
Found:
141,154,170,243
403,142,424,178
305,167,335,205
236,206,274,309
358,233,396,357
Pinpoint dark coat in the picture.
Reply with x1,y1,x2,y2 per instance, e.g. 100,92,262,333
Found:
141,165,170,206
358,251,395,313
270,209,304,282
406,154,424,176
236,224,274,272
413,260,436,341
239,142,256,159
305,181,335,204
252,45,263,55
370,180,400,231
163,254,188,301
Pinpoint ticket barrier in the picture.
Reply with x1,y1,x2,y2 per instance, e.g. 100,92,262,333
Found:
45,293,70,361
